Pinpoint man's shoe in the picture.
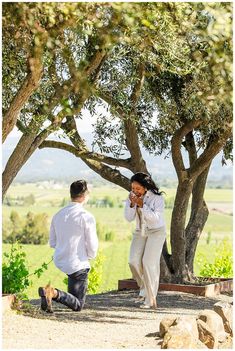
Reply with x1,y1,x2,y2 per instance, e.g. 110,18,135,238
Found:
38,283,56,313
38,287,48,311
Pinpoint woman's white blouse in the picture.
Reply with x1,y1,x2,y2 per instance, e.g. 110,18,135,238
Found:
124,190,166,230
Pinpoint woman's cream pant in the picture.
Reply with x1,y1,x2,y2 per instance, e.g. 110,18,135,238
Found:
129,227,166,307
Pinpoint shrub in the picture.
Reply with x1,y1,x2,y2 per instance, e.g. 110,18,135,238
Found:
96,222,116,242
23,194,35,206
197,239,233,278
105,230,115,242
23,212,49,244
3,211,49,244
88,253,105,294
2,243,51,296
63,252,105,294
2,243,30,294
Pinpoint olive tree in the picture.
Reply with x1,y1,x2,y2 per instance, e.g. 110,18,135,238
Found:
3,2,232,283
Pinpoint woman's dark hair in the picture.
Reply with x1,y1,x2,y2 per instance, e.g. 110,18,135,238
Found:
130,172,163,195
70,180,88,198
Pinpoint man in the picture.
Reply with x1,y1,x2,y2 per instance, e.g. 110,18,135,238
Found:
38,180,98,313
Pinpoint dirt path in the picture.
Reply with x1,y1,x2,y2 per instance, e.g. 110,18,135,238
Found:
2,290,233,349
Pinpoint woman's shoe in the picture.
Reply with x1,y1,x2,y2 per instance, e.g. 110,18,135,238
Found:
134,296,145,304
139,304,151,309
139,303,157,309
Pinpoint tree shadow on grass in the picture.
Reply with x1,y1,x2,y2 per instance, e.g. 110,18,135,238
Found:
22,289,230,324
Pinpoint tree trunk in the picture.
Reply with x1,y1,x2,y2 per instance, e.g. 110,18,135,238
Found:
160,241,174,282
185,165,210,275
170,178,194,282
2,132,38,198
2,57,43,143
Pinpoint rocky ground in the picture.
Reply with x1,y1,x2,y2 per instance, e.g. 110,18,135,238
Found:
2,290,233,349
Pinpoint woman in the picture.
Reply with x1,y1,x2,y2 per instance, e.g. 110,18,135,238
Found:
124,172,166,309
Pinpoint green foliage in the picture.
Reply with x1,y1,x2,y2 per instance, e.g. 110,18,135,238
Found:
105,231,115,242
197,239,233,278
63,252,105,295
2,242,51,295
23,194,35,206
96,222,116,242
3,211,49,244
88,253,105,294
2,243,30,294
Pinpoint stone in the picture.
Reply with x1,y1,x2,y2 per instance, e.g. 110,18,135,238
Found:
213,301,233,336
218,334,233,349
197,309,228,342
161,325,202,349
197,318,218,349
172,316,199,340
159,317,176,337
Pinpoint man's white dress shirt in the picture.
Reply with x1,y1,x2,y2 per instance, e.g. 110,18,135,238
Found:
124,190,165,232
49,202,98,275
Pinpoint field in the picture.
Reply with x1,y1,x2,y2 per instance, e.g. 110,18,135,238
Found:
2,183,233,298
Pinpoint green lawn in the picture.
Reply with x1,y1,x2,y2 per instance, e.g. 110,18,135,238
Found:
3,236,230,299
2,241,132,298
2,184,232,298
3,205,232,241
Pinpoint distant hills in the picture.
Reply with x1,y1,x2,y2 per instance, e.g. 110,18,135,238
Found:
2,134,233,187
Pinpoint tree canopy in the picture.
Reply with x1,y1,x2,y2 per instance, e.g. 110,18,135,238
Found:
2,2,233,282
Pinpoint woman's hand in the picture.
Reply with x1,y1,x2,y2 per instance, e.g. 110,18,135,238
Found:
135,197,143,208
129,192,143,208
129,192,136,207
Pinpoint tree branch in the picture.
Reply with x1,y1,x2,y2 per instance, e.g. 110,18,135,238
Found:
171,119,202,180
189,124,233,179
39,140,131,168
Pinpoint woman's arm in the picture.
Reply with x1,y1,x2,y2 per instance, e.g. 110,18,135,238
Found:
124,198,136,222
141,195,164,224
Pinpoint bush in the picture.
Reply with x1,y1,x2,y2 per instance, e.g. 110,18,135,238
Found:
197,239,233,278
96,222,116,242
3,211,49,244
105,230,115,242
2,243,51,296
2,243,30,294
63,252,105,294
23,194,35,206
88,253,105,294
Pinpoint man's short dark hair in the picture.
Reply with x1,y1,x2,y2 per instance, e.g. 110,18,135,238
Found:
70,180,88,199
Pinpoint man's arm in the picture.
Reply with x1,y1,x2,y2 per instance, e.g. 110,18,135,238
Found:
83,213,98,259
49,220,56,248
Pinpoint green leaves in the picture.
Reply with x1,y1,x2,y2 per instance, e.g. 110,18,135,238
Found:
2,243,30,294
2,243,53,295
197,239,233,278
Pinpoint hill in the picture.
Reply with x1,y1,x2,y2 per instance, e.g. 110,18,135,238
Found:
2,134,232,187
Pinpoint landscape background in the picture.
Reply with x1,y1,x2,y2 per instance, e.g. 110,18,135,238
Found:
2,132,233,298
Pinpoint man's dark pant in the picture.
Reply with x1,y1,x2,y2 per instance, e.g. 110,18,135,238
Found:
53,268,89,311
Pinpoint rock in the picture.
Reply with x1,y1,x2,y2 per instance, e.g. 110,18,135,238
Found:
218,334,233,349
197,309,228,342
197,318,218,349
159,317,176,337
172,316,199,340
213,301,233,336
161,325,202,349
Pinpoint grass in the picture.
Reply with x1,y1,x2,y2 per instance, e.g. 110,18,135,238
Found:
3,205,232,241
2,235,232,299
2,241,132,298
2,183,233,298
